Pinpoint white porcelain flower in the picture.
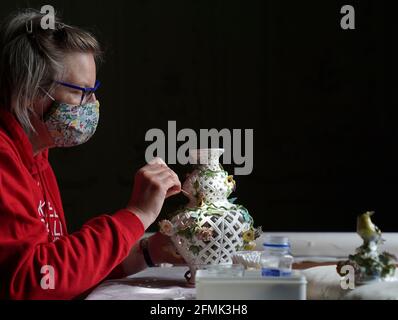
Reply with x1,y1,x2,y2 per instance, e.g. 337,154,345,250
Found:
178,216,196,230
197,227,214,242
159,219,174,236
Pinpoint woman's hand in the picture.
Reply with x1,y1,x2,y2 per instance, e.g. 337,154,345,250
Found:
126,158,181,229
121,232,186,276
147,232,186,266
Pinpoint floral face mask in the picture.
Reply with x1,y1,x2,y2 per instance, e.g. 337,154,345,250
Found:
43,99,100,148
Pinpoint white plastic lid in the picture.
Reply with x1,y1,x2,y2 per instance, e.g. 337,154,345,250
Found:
263,235,290,248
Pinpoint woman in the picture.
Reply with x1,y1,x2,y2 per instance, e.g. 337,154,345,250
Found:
0,9,183,299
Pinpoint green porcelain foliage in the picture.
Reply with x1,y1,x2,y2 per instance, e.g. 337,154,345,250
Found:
159,149,260,257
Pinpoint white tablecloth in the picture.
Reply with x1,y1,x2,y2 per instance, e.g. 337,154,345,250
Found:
86,232,398,300
303,265,398,300
86,266,398,300
86,267,196,300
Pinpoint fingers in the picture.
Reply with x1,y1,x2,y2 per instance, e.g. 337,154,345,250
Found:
140,163,165,174
142,166,179,182
148,157,167,166
145,159,181,195
151,170,172,180
136,159,181,200
139,165,181,196
138,157,167,174
166,185,181,198
162,174,181,198
129,159,182,229
157,169,181,198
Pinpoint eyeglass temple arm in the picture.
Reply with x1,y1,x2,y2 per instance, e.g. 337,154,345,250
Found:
55,80,101,92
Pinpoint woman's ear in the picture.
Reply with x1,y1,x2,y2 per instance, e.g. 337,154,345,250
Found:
32,97,52,119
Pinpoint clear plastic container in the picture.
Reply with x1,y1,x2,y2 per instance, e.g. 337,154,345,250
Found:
260,235,294,277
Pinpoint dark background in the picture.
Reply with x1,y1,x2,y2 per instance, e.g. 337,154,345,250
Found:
1,0,397,232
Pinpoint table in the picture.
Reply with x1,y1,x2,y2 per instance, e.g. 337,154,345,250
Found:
86,265,398,300
86,267,196,300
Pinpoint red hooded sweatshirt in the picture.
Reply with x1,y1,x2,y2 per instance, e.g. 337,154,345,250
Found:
0,108,144,299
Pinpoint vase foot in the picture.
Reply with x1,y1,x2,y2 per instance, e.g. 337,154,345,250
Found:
184,269,196,286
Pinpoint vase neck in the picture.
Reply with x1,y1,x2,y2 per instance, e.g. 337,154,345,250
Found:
189,149,224,171
197,162,220,172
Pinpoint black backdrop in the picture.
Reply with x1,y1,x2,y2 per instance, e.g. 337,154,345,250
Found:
1,0,397,232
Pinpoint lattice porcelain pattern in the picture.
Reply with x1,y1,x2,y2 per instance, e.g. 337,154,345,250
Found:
163,149,255,282
171,206,251,265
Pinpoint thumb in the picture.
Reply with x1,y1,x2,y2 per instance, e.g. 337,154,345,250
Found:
166,185,182,198
149,157,167,166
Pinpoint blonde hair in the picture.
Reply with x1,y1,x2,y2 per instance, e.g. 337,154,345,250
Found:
0,8,102,133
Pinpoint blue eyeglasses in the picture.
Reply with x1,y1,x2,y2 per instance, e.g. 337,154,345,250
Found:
55,80,101,105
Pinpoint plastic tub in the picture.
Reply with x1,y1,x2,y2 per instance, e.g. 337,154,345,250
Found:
196,269,307,300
